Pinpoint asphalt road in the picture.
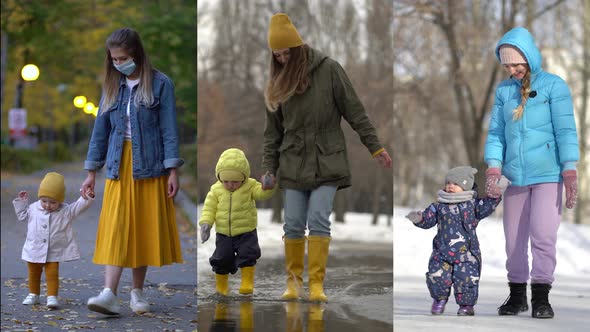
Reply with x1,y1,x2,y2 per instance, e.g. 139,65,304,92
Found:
1,163,198,331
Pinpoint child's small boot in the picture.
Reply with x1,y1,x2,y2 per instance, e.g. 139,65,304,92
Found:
239,266,255,295
215,273,229,296
214,303,230,321
239,301,254,331
531,283,554,318
498,282,528,315
457,305,475,316
431,298,447,315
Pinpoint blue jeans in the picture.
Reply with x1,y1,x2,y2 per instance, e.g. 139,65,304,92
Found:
283,186,337,239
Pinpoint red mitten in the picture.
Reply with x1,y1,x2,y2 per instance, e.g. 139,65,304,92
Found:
485,168,502,198
562,170,577,209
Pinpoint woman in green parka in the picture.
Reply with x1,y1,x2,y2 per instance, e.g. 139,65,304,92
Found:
262,13,392,302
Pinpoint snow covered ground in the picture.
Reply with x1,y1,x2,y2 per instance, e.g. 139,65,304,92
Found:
394,206,590,332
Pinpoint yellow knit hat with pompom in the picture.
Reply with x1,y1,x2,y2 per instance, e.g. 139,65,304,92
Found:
268,13,304,50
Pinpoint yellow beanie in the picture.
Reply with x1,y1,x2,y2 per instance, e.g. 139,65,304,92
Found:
38,172,66,203
218,170,245,182
268,13,304,50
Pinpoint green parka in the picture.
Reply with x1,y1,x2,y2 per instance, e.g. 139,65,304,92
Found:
262,47,384,190
199,148,275,236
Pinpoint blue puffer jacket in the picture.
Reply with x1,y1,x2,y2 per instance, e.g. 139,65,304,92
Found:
484,27,578,186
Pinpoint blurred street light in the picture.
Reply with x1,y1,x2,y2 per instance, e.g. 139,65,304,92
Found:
21,64,40,81
84,102,95,114
74,96,87,108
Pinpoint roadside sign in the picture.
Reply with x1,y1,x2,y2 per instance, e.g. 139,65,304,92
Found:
9,108,27,139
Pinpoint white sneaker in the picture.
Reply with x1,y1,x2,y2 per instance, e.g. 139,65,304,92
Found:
87,288,120,315
46,296,59,308
130,288,150,313
22,293,39,305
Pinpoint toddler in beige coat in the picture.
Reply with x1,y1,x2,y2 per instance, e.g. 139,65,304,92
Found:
13,172,94,309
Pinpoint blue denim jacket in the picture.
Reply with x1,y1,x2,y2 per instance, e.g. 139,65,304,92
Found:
84,70,184,180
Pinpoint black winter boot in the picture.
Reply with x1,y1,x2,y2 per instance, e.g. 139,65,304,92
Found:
498,282,528,315
531,283,554,318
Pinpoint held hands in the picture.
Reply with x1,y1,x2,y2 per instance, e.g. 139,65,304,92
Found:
82,188,95,199
485,168,502,198
80,171,96,200
405,210,423,224
375,150,393,169
562,170,577,209
200,224,211,243
261,171,276,190
17,191,28,200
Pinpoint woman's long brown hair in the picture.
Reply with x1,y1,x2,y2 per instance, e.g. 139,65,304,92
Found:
100,27,154,114
264,44,310,112
512,65,531,121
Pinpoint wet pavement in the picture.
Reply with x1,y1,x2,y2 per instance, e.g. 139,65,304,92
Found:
197,241,393,331
1,163,198,331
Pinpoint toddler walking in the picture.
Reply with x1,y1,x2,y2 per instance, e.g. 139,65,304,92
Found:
406,166,509,315
199,148,276,296
13,172,94,308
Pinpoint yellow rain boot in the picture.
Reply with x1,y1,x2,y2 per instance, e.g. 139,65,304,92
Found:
308,304,325,332
239,266,255,294
239,301,254,331
308,235,331,302
214,302,230,321
284,302,303,332
215,273,229,296
282,237,306,300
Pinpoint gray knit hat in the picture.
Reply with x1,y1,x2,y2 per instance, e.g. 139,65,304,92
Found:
446,166,477,191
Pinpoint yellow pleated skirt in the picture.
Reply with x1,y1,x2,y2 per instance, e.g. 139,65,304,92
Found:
93,141,183,268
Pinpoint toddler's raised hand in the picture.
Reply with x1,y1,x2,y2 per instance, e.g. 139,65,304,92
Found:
17,191,28,200
200,224,211,243
405,210,423,224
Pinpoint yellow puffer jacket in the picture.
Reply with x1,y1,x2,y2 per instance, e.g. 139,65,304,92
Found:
199,148,275,236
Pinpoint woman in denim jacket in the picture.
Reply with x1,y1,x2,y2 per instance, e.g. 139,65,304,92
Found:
80,27,184,316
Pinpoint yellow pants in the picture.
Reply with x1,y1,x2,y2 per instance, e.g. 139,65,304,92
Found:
27,262,59,296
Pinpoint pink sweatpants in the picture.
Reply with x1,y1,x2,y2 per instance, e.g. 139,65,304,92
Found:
502,182,562,284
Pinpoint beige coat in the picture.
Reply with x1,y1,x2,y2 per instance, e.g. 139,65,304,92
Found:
13,196,94,263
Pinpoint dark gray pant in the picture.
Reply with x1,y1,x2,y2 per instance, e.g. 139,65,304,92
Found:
209,230,261,275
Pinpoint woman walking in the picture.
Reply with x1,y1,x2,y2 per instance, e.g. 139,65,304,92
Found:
262,13,392,302
81,27,184,315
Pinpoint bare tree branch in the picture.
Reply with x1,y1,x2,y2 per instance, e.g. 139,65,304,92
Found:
532,0,567,21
